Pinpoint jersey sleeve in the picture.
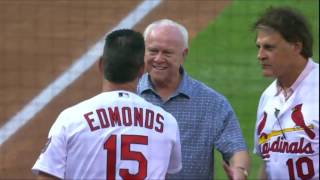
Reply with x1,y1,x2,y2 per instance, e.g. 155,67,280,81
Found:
253,82,274,156
167,118,182,174
31,111,68,179
213,98,248,161
253,93,266,155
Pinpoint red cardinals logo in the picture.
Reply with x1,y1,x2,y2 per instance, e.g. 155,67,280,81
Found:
291,104,315,139
257,112,267,136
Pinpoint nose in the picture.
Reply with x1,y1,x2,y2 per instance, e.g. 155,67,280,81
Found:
154,53,164,62
257,48,266,61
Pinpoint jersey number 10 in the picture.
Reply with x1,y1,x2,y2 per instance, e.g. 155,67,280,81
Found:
286,157,315,180
104,134,148,180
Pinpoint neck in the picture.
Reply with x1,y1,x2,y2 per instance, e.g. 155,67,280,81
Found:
102,79,138,93
278,57,308,89
152,73,182,101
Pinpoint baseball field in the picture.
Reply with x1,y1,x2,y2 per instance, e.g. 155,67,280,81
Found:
187,0,319,178
0,0,318,179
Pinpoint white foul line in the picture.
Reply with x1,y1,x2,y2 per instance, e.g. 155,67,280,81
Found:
0,0,162,146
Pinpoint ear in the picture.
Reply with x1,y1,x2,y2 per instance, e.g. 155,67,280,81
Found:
291,42,303,55
137,66,145,79
182,48,189,63
98,57,104,75
182,48,189,58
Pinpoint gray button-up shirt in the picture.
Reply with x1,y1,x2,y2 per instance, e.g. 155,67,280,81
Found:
138,70,247,179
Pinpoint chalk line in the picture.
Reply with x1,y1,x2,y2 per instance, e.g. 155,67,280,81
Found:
0,0,162,146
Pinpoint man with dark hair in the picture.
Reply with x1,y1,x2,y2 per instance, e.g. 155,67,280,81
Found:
102,30,145,83
253,7,319,180
32,29,182,180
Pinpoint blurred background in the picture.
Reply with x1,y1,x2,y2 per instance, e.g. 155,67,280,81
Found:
0,0,318,179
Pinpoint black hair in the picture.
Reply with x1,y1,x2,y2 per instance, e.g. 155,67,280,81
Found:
102,29,145,83
253,6,313,58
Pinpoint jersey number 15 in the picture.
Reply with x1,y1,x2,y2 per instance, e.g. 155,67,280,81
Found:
104,134,148,180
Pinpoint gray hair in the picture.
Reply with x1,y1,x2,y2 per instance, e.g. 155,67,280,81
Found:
143,19,189,48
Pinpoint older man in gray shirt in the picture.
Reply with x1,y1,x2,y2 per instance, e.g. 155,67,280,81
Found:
138,19,250,180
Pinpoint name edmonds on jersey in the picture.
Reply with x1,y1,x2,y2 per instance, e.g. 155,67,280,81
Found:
84,106,164,133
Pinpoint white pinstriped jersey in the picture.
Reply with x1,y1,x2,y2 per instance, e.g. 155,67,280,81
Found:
32,90,182,179
254,60,319,180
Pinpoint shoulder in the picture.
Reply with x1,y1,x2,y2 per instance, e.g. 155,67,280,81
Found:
310,61,319,80
133,93,179,127
303,58,319,84
260,80,277,99
256,80,276,110
57,92,108,123
180,75,239,119
63,93,105,111
187,76,230,104
136,93,176,117
137,73,151,93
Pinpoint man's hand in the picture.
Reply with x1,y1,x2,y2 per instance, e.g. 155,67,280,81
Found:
223,161,248,180
222,151,250,180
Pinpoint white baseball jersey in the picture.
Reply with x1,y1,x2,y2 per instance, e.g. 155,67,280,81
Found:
32,90,182,179
254,59,319,180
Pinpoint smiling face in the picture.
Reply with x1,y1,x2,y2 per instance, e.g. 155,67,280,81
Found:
256,29,300,79
144,25,188,86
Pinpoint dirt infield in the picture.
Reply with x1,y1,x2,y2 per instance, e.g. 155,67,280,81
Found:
0,0,231,179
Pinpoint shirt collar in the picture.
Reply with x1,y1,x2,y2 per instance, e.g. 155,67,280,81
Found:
275,58,316,98
137,67,192,99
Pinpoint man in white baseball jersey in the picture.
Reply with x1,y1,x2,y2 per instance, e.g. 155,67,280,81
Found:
253,7,319,180
32,29,182,179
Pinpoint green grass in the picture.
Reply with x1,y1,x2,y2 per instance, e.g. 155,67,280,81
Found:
184,0,319,179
